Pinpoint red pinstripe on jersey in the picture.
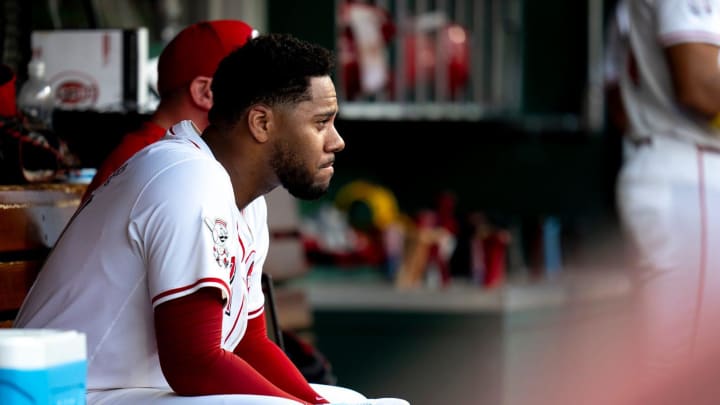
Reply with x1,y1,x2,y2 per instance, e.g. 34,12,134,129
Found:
152,277,230,305
690,148,708,347
237,224,246,262
244,250,256,264
223,294,246,345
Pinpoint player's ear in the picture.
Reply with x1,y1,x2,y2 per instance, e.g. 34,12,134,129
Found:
247,104,271,143
189,76,213,111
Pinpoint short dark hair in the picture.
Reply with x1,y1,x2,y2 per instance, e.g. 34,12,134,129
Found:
209,33,335,129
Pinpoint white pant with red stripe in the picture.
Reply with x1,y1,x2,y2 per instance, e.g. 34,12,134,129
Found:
87,383,410,404
617,134,720,384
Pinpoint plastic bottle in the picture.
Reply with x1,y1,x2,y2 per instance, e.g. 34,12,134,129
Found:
17,59,55,132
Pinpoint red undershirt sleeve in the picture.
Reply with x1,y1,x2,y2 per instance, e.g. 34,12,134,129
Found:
153,287,312,404
234,311,329,404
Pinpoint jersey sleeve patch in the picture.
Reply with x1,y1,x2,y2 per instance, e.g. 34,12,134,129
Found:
205,216,233,271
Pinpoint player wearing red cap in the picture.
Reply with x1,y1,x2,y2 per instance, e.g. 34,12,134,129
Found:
81,20,257,202
16,33,409,405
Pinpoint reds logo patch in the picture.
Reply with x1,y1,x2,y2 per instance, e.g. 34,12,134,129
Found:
204,217,231,268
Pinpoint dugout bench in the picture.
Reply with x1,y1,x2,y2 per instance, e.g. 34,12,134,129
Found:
0,183,81,327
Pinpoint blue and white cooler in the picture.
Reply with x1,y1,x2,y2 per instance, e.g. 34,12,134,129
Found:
0,329,86,405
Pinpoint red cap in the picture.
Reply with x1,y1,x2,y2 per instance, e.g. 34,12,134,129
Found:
157,20,255,97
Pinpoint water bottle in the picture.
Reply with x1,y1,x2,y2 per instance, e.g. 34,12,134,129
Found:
17,59,55,132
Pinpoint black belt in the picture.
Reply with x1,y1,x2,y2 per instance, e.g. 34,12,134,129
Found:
698,144,720,154
629,137,720,154
629,137,651,147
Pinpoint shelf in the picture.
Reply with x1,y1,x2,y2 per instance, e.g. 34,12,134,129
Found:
289,266,633,314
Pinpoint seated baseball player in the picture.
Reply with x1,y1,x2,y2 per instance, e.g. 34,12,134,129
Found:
14,33,409,405
81,19,257,203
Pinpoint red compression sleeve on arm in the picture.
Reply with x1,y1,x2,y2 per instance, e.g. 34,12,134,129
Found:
154,287,309,403
234,312,329,404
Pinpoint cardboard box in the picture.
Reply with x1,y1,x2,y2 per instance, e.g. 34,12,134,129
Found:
31,28,148,111
0,329,87,404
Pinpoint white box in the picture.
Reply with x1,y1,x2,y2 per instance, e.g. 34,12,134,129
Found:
31,28,148,111
0,329,87,404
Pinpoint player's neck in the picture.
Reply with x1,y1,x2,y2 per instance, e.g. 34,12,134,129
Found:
203,125,277,209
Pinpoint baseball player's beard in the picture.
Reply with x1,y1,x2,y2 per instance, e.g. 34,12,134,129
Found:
271,144,329,200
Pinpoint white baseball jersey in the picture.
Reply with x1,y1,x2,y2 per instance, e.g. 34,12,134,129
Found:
620,0,720,147
14,120,268,391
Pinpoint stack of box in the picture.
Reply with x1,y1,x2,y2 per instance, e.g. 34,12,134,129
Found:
31,28,149,112
0,329,86,404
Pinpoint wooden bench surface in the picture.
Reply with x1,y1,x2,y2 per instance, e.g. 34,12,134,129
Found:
0,184,85,325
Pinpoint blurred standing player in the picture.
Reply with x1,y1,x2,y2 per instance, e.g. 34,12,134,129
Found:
15,33,409,405
81,19,257,202
616,0,720,395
